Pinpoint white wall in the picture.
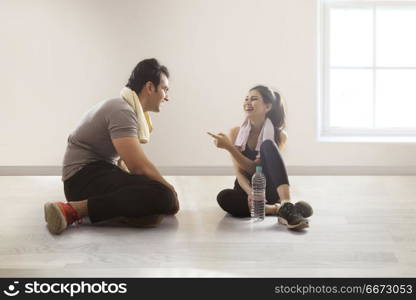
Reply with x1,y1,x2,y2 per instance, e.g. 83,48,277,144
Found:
1,0,416,169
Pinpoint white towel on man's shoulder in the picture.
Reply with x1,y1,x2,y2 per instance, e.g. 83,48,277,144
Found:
120,86,153,144
234,118,276,155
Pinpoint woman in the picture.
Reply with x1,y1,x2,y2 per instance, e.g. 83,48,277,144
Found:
208,85,313,230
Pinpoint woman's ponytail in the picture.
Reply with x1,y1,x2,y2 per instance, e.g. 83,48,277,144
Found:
250,85,287,146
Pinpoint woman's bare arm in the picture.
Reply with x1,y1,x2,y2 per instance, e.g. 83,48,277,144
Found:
208,127,261,174
227,127,259,174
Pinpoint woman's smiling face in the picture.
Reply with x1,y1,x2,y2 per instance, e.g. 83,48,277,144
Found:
243,89,271,118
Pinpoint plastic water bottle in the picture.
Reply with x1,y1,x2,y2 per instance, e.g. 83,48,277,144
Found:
251,166,266,221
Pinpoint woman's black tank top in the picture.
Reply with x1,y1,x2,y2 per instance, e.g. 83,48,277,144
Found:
241,145,257,161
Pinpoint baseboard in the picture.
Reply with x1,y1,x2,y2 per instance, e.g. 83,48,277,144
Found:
1,165,416,176
287,166,416,176
0,166,62,176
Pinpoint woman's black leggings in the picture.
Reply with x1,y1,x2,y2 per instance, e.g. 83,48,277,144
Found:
64,161,177,223
216,140,289,217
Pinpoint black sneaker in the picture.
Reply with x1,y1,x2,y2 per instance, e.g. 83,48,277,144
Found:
277,202,309,230
294,201,313,218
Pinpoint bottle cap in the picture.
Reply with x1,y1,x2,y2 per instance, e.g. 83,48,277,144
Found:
256,166,262,172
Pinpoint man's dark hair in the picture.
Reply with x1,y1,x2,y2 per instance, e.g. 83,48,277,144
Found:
126,58,169,94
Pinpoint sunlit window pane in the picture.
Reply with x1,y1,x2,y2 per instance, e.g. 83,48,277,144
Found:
375,70,416,128
330,8,373,67
376,8,416,67
329,69,373,128
325,3,416,133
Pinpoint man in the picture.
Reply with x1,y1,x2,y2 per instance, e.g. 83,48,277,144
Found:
44,58,179,235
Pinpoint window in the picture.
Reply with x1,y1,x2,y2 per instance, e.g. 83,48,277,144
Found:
320,0,416,139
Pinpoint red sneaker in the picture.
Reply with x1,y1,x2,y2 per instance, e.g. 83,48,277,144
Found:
44,202,81,234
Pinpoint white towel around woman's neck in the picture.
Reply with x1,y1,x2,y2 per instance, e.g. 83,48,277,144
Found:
120,86,153,144
235,118,275,155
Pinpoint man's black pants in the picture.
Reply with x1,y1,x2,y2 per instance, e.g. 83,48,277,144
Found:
64,161,177,223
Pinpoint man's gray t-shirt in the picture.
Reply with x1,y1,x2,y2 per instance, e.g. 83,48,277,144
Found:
62,98,138,181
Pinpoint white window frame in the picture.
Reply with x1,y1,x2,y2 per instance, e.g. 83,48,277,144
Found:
319,0,416,139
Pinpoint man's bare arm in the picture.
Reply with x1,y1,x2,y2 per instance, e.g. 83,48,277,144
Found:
112,136,173,191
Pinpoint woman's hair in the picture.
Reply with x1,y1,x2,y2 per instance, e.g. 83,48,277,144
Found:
249,85,286,146
126,58,169,95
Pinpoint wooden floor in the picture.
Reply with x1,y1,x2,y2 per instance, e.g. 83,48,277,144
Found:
0,175,415,278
